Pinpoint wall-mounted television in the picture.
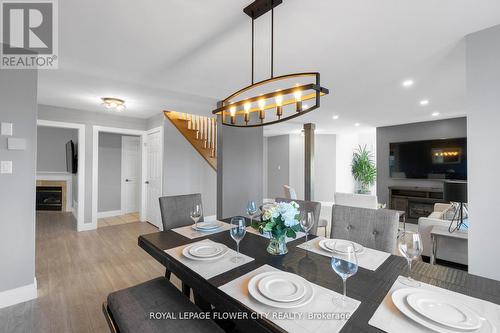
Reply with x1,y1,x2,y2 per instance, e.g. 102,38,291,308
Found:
66,140,78,174
389,138,467,180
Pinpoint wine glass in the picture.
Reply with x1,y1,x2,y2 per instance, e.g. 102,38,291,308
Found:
398,231,423,287
230,217,246,263
331,242,358,305
246,201,258,225
190,204,202,231
300,211,315,248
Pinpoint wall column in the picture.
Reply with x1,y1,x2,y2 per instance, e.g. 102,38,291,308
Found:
304,123,315,201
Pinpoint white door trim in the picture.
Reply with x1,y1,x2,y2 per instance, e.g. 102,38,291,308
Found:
145,126,163,225
92,126,147,229
36,119,86,231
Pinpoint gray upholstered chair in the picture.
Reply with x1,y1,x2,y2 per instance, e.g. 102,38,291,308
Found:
330,204,399,253
104,277,224,333
283,185,298,199
275,197,322,236
159,193,204,231
158,193,204,297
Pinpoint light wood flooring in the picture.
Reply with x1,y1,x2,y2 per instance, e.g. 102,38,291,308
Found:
0,212,178,333
97,212,140,228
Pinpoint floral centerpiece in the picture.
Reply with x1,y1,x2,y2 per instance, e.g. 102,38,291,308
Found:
251,201,303,255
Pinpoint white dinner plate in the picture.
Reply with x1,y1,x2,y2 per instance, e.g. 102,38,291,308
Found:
257,272,307,302
182,243,228,261
319,239,364,254
406,291,482,331
191,221,223,232
248,271,314,309
188,242,226,258
392,288,493,333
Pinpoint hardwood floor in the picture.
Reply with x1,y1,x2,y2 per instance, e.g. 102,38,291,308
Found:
97,212,140,228
0,212,176,333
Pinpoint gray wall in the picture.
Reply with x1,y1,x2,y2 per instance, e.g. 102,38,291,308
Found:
163,119,217,216
37,126,77,172
0,68,37,292
218,124,263,218
376,117,467,205
466,24,500,281
98,133,122,212
267,135,290,199
37,105,148,225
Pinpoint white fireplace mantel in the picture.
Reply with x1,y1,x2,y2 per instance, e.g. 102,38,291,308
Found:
36,172,74,212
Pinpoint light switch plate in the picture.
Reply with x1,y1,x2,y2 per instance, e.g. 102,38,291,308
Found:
7,137,26,150
1,122,13,136
1,161,12,174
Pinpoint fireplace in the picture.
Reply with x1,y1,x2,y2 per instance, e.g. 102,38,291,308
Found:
36,186,63,211
408,201,435,220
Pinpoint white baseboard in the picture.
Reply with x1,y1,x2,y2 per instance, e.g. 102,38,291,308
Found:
0,278,37,309
77,223,97,232
97,210,122,218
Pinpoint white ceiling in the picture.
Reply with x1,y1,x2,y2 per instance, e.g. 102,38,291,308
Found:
38,0,500,135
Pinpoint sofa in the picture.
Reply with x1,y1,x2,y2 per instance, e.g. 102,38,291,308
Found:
418,203,468,265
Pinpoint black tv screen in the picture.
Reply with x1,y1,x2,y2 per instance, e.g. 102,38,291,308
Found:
66,140,77,174
389,138,467,180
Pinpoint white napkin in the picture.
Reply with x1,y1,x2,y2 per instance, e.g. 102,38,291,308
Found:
368,276,500,332
296,236,390,271
219,264,360,333
172,221,231,239
246,226,306,243
164,239,254,279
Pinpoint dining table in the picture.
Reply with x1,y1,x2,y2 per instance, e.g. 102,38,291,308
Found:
138,217,500,333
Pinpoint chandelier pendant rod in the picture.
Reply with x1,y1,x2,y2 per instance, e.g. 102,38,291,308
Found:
251,18,255,85
271,7,274,79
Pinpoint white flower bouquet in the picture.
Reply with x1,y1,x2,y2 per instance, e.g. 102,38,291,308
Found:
252,201,303,241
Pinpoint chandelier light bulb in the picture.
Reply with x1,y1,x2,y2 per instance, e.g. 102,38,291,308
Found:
229,105,236,117
258,98,266,110
294,90,302,102
244,102,251,113
275,94,283,107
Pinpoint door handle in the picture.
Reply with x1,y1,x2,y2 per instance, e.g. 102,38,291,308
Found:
125,179,130,182
145,181,150,184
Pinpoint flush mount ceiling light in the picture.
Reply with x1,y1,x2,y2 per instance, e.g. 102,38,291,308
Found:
101,97,126,112
212,0,329,127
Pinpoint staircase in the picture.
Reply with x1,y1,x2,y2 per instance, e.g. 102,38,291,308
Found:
164,111,217,171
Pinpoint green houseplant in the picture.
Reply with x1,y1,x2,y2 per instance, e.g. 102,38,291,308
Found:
351,145,377,194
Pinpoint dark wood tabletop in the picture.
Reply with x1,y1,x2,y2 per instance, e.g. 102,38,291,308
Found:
138,218,500,332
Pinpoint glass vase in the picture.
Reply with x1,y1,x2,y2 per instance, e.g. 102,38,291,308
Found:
267,234,288,255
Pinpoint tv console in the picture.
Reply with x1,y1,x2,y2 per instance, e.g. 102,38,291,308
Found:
389,186,446,224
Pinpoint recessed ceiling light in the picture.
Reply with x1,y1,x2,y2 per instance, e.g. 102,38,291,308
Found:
402,79,414,87
419,99,429,106
354,123,360,127
332,115,339,120
432,111,440,117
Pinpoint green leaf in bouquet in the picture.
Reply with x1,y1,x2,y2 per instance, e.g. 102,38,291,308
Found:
286,228,297,239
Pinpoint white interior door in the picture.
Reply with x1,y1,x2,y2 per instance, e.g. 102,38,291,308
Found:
121,136,141,214
146,130,162,229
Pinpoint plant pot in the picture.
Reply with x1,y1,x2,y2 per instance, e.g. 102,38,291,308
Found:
266,234,288,255
355,181,371,194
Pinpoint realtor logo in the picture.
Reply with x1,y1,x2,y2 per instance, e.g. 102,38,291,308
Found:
1,0,58,69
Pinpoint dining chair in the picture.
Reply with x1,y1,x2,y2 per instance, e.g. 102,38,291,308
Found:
330,204,399,253
283,185,298,199
158,193,204,297
275,197,323,236
103,277,224,333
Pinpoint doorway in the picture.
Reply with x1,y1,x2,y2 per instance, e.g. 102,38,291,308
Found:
92,126,147,229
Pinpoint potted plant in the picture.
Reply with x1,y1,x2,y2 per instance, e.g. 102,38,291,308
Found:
251,201,303,255
351,145,377,194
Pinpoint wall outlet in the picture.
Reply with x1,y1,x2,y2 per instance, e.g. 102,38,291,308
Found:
1,122,13,136
0,161,12,174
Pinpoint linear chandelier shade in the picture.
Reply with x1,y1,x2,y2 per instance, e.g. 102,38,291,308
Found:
212,72,329,127
212,0,329,127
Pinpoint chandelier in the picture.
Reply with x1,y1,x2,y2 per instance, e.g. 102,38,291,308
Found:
212,0,329,127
